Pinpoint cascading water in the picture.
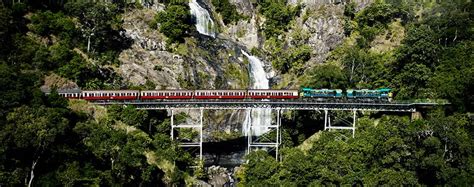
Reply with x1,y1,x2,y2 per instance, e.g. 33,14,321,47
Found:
189,0,216,37
241,50,272,136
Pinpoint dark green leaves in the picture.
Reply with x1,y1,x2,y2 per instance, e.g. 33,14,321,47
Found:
154,4,195,44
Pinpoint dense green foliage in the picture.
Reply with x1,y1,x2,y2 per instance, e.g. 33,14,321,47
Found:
238,113,474,185
311,1,474,111
241,1,474,185
0,2,196,186
212,0,243,25
256,0,300,38
0,0,473,186
153,2,195,44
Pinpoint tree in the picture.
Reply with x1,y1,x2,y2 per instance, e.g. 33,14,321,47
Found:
238,150,279,185
212,0,242,25
0,5,13,58
302,63,347,89
258,0,300,38
154,4,195,44
1,106,69,186
65,2,126,54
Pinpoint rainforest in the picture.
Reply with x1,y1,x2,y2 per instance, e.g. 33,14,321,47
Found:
0,0,472,186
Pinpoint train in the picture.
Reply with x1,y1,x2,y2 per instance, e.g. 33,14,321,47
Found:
53,88,392,102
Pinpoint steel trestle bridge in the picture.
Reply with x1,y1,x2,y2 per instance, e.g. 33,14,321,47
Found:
93,100,441,161
94,100,431,111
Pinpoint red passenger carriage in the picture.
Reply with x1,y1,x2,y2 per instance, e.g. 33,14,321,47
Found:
247,89,299,99
82,90,140,100
141,90,194,100
57,89,82,99
194,90,247,99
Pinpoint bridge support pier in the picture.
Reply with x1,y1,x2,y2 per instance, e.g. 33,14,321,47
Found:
324,110,357,138
170,108,204,160
247,108,281,160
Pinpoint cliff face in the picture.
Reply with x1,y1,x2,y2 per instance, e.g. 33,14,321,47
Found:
115,0,372,130
118,8,250,90
119,0,373,89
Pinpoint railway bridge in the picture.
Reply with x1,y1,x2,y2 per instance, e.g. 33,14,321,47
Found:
93,100,441,160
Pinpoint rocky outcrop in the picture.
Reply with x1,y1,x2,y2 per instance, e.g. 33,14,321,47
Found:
118,8,185,89
223,17,260,49
290,4,345,66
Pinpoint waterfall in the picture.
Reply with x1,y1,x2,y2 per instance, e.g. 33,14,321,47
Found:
189,0,216,37
241,50,272,136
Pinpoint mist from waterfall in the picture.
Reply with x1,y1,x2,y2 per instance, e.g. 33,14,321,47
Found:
242,50,272,136
189,0,216,37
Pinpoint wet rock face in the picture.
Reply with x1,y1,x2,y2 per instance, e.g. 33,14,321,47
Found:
224,17,260,49
207,165,235,186
118,8,185,89
229,0,255,16
299,6,345,65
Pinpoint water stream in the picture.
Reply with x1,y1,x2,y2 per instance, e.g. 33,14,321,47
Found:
241,50,272,136
189,0,216,37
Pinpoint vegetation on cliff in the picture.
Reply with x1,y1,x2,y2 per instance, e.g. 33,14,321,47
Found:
0,0,472,186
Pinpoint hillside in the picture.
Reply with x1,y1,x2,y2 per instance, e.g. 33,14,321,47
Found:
0,0,473,186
